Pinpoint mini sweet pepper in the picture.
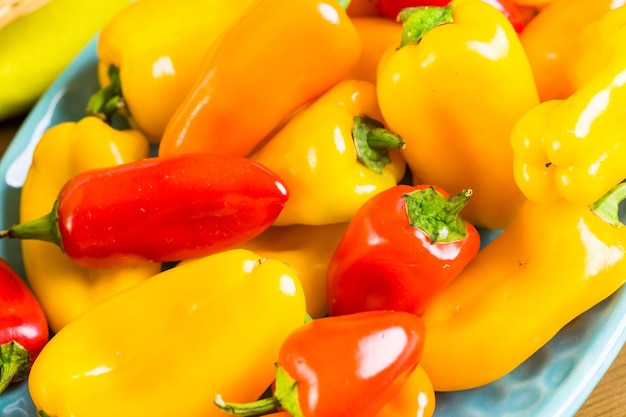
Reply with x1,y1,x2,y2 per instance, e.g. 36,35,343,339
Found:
28,249,307,417
376,0,540,229
511,5,626,206
14,116,160,333
250,79,406,226
419,182,626,391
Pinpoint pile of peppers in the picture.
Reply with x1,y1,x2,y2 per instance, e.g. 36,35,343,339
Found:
0,0,625,416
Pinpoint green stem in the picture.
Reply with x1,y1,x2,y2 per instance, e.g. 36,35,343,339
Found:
590,181,626,227
0,341,31,394
404,187,472,243
397,5,454,48
0,201,62,248
337,0,351,10
352,115,405,174
85,65,127,123
214,395,279,417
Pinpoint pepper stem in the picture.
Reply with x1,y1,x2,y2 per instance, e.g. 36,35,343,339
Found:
215,366,304,417
404,187,472,243
0,341,31,394
337,0,351,9
590,181,626,227
0,201,63,249
85,65,128,123
397,5,454,48
352,115,405,174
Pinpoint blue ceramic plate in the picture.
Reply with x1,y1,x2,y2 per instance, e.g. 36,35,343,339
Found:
1,37,625,417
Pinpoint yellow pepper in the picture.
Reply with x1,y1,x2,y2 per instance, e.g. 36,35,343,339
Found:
88,0,255,142
511,6,626,206
376,0,540,230
519,0,625,102
345,17,403,85
237,223,349,319
19,116,161,333
377,365,436,417
250,79,406,226
29,249,306,417
419,183,626,391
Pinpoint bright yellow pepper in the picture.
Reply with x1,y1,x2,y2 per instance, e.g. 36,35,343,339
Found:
19,116,161,332
250,79,406,226
376,0,540,230
237,223,349,319
511,6,626,206
88,0,255,141
29,249,306,417
419,183,626,391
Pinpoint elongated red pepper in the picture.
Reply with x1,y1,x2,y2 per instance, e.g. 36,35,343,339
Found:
326,184,480,317
0,154,289,269
0,257,48,393
215,310,426,417
376,0,526,33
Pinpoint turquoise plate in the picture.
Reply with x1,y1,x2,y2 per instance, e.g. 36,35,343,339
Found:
1,37,625,417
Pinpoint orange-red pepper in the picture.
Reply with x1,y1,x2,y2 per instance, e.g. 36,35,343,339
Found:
158,0,361,158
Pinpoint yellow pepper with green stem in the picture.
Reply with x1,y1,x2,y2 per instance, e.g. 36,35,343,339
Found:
19,116,161,333
419,182,626,391
87,0,255,142
511,5,626,206
28,249,307,417
376,0,540,230
250,79,406,226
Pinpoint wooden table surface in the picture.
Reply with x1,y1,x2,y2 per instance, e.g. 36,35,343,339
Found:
0,115,624,416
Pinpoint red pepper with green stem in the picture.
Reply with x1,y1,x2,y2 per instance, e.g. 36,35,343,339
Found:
376,0,526,33
0,153,289,269
0,257,49,393
215,310,426,417
326,184,480,317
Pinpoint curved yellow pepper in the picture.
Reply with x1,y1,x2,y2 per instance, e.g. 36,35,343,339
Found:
237,223,349,319
376,0,539,230
29,249,306,417
420,184,626,391
91,0,255,141
250,79,406,226
511,6,626,206
20,116,161,333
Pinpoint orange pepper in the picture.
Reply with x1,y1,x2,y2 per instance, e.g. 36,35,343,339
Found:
345,16,403,85
376,365,435,417
158,0,361,158
519,0,626,102
346,0,381,17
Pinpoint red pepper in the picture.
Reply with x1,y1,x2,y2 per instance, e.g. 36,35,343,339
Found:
0,257,49,393
0,153,289,269
215,310,425,417
326,184,480,317
376,0,526,33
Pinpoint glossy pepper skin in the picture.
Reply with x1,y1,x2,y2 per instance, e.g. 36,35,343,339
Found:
216,310,426,417
327,184,480,317
377,0,539,229
16,117,160,332
519,0,626,102
3,153,289,269
158,0,362,158
29,249,307,417
251,79,406,226
237,222,349,319
376,365,435,417
419,183,626,391
0,257,48,393
87,0,255,141
376,0,526,33
511,7,626,206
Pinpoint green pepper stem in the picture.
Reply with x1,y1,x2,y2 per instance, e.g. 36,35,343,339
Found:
214,395,279,417
352,115,405,174
404,187,472,243
397,5,454,48
590,181,626,227
0,341,31,394
0,201,62,249
337,0,351,10
85,65,127,123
